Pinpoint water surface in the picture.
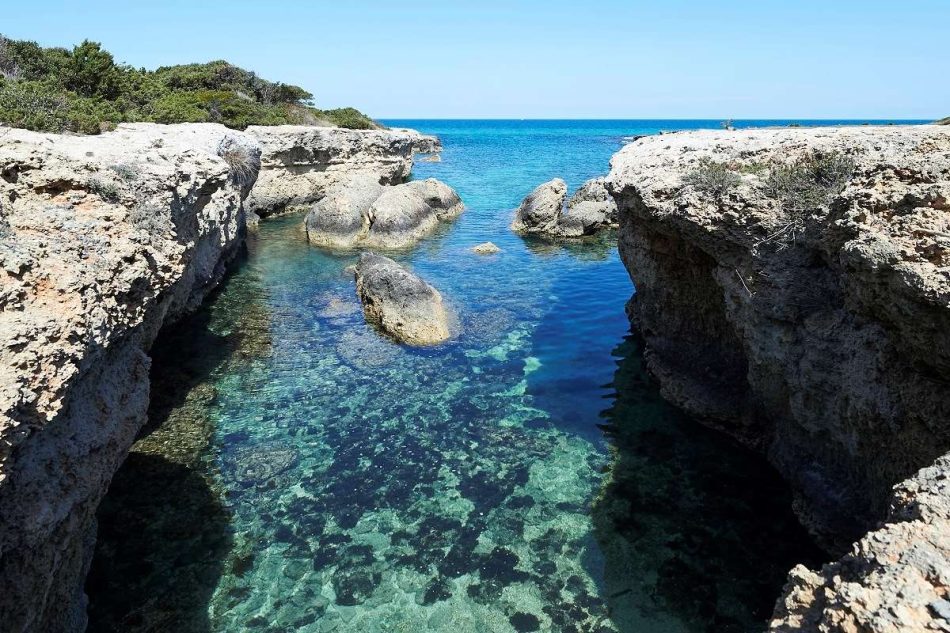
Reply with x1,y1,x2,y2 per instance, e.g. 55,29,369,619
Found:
86,119,915,632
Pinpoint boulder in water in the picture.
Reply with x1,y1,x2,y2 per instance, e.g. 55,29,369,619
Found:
354,253,453,345
559,177,619,237
305,178,464,249
472,242,502,255
304,173,384,247
511,178,568,234
512,177,618,238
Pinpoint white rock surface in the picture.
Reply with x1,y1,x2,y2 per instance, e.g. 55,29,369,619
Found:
0,122,260,632
245,125,440,217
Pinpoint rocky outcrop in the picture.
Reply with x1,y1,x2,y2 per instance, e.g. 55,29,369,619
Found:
607,125,950,629
305,177,463,249
512,177,618,237
354,253,453,345
511,178,568,234
771,455,950,632
472,242,501,254
561,177,619,236
0,122,260,632
245,125,440,218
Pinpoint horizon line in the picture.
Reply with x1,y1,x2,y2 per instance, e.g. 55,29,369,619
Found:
378,116,937,121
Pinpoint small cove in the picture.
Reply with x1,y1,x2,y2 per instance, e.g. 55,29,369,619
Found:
83,119,878,632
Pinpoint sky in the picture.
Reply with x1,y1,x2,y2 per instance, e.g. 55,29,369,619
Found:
2,0,946,119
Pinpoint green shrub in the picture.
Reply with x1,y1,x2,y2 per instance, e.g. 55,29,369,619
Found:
764,151,855,212
0,79,69,132
0,34,378,134
683,157,742,200
87,176,122,203
754,151,856,251
320,107,377,130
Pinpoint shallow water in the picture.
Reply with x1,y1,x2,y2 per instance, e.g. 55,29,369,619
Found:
82,119,925,632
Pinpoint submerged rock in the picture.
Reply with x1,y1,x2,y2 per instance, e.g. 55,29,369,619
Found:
511,177,617,238
228,443,300,484
354,253,453,345
305,178,464,249
511,178,568,234
472,242,502,255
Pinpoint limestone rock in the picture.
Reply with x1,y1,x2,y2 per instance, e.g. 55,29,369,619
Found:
511,178,567,234
472,242,502,255
511,177,617,238
304,178,464,249
770,456,950,633
403,178,464,220
304,174,384,248
244,125,440,217
0,122,260,632
354,253,452,345
559,177,619,237
606,125,950,629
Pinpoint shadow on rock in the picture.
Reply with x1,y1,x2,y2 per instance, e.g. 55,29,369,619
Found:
85,453,232,633
86,253,272,632
591,334,824,633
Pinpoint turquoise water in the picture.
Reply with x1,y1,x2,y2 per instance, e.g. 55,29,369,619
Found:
83,119,928,632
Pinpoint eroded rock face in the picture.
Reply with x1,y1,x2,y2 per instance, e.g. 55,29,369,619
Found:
305,178,464,249
0,122,260,632
354,253,452,345
771,456,950,633
245,125,440,217
512,177,618,237
511,178,567,234
607,125,950,629
561,177,619,237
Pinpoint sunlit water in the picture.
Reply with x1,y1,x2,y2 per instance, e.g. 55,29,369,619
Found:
84,120,920,632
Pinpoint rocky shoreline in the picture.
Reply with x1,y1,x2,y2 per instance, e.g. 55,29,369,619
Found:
0,121,435,632
3,119,949,632
607,125,950,631
245,125,440,220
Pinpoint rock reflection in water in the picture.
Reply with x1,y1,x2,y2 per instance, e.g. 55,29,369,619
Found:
593,335,824,632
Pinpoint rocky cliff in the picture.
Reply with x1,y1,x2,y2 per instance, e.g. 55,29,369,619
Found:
0,120,432,632
245,125,440,218
607,126,950,630
0,122,259,632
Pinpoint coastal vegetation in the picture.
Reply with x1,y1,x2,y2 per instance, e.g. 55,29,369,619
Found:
938,117,950,125
0,34,377,134
682,157,741,200
684,150,855,251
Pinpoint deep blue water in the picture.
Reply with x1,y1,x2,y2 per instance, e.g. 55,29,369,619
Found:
83,119,922,632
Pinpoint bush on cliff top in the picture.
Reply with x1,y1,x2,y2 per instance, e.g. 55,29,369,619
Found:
0,35,378,134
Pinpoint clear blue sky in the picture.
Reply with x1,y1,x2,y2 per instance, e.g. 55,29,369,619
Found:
2,0,946,119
